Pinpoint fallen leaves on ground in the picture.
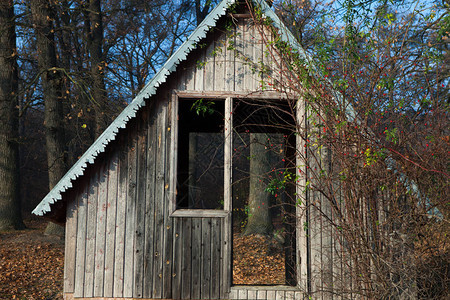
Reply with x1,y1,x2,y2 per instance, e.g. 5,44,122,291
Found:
233,233,285,285
0,219,64,300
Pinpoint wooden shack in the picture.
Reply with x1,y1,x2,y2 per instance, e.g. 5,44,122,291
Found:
33,0,342,299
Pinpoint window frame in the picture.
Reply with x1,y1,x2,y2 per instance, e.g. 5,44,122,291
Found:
169,89,306,288
169,92,232,218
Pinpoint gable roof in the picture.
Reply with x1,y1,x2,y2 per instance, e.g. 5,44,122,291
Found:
33,0,313,216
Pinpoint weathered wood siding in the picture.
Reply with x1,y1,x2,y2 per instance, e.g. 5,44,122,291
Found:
63,15,348,300
64,99,227,299
175,17,279,94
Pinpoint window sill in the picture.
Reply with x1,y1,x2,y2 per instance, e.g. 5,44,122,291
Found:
170,209,229,218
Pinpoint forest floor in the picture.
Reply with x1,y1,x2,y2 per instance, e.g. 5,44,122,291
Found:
0,218,64,300
0,219,286,299
233,232,286,285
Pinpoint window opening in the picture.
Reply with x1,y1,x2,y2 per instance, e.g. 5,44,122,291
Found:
176,99,225,209
231,99,297,286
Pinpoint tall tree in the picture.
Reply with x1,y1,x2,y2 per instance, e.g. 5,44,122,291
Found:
30,0,66,235
0,0,25,230
244,133,274,236
87,0,107,138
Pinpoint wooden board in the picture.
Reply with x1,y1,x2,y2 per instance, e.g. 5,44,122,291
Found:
171,217,183,299
93,161,108,297
64,190,78,294
123,122,137,297
224,22,235,91
103,152,119,297
214,31,226,91
152,103,167,297
162,100,174,299
191,218,202,299
133,113,148,298
234,18,245,91
143,109,157,298
201,218,212,299
204,36,215,91
181,218,192,299
113,137,129,297
296,96,309,291
84,169,99,297
210,218,221,299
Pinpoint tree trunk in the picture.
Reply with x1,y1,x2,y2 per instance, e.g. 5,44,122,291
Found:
195,0,210,25
0,0,25,231
31,0,66,236
244,133,273,236
87,0,107,138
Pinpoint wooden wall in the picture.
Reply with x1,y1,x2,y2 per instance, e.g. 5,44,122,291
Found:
64,99,228,299
60,14,346,300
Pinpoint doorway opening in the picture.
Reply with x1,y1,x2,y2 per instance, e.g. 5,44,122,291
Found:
231,98,297,286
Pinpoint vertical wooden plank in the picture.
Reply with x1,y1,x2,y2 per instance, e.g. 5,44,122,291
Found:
222,97,232,298
169,93,178,215
310,129,323,298
181,218,192,299
228,289,238,300
152,103,167,297
310,187,322,297
234,18,245,91
256,290,267,300
224,96,232,212
134,114,148,298
243,18,254,91
295,291,303,299
266,290,276,300
275,290,285,300
113,140,128,297
185,62,195,90
285,291,295,300
201,218,212,299
210,218,221,299
219,218,225,299
93,161,109,297
296,96,308,291
322,145,333,298
225,22,235,91
204,37,215,91
176,62,187,91
64,191,78,294
248,290,257,299
238,288,248,299
74,183,88,297
270,25,282,91
104,152,119,297
253,20,264,91
195,48,205,91
143,110,157,298
191,218,202,299
84,171,99,297
172,217,183,299
163,99,174,299
214,31,226,91
123,124,137,297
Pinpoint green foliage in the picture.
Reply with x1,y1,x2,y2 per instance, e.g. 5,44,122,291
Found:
265,170,295,195
190,99,215,116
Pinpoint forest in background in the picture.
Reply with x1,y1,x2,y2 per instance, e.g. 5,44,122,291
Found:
0,0,220,232
0,0,448,298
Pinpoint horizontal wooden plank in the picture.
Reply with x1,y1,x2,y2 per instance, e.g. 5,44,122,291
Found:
228,286,304,300
230,285,301,291
174,90,296,100
170,209,229,218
